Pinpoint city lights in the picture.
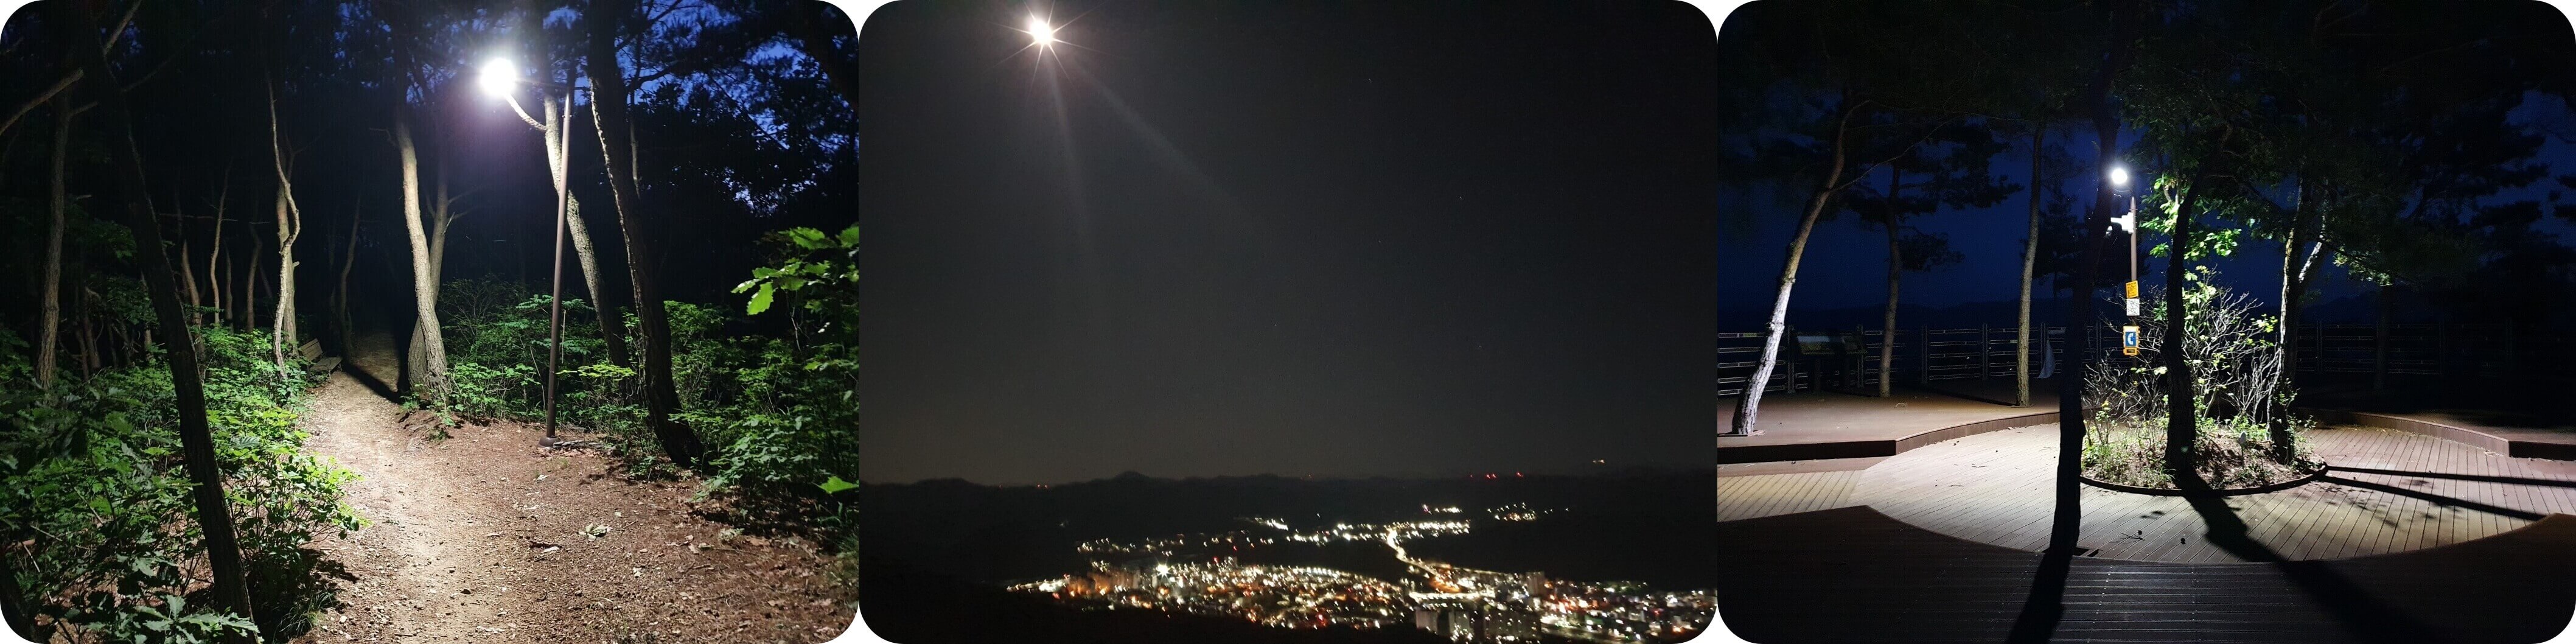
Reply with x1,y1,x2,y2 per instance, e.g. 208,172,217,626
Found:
1016,504,1709,642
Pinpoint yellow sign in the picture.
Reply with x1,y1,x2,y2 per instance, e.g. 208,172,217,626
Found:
2124,281,2140,298
2123,346,2140,357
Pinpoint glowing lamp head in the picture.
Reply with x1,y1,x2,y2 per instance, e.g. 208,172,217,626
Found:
1029,16,1056,46
2107,166,2131,187
476,57,518,97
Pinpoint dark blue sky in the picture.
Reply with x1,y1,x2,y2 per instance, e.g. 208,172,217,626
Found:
860,1,1716,486
1720,93,2576,330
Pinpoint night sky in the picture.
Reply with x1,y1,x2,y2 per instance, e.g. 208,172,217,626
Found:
857,2,1718,485
1719,97,2576,329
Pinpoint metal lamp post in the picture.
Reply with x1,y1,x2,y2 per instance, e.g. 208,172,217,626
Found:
480,57,576,446
2109,167,2142,359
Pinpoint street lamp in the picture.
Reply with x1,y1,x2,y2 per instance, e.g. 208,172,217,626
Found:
2109,167,2143,357
476,57,518,100
481,54,577,446
2107,168,2139,292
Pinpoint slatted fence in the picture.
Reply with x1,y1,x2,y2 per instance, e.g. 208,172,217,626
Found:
1725,320,2564,397
1720,325,2079,397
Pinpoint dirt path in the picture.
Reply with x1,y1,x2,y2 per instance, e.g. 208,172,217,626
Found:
290,334,854,643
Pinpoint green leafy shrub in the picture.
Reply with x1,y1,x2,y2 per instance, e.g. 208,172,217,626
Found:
713,226,859,507
2080,270,2321,488
427,226,859,539
0,324,358,642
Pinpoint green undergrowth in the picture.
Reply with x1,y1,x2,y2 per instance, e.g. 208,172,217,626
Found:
1,323,363,643
435,225,857,551
2078,273,2325,491
2080,417,2323,489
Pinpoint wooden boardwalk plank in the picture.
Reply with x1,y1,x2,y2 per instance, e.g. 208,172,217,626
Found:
1843,425,2574,562
1719,506,2576,643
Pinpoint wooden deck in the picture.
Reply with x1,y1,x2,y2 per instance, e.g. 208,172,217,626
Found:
2319,409,2576,461
1721,424,2576,562
1717,505,2576,643
1720,379,2061,464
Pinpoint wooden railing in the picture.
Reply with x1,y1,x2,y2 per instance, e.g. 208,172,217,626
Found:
1720,325,2089,397
1724,320,2566,397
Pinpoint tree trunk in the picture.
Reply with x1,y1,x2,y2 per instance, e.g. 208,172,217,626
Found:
586,0,707,467
208,181,227,327
2165,183,2195,477
337,199,360,355
2048,0,2135,555
567,194,627,365
181,236,200,320
2163,135,2225,481
2273,179,2323,453
394,111,451,402
270,76,304,378
2016,128,2042,408
217,234,233,326
546,94,628,368
1878,170,1902,399
37,96,70,388
273,187,299,377
1728,97,1866,436
245,231,265,330
410,171,460,374
46,2,259,636
431,156,455,279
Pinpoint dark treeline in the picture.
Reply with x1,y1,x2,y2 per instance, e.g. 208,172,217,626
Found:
1721,0,2576,437
0,1,855,641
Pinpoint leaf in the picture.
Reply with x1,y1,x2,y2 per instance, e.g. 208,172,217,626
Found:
747,283,776,316
819,475,859,494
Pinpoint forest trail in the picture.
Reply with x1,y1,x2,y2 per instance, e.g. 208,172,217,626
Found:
289,333,854,643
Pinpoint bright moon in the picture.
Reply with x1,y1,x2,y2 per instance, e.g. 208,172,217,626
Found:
1029,17,1055,45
